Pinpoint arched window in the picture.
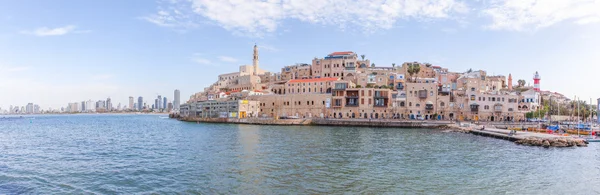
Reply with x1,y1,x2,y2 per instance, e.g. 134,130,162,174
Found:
440,102,445,107
400,102,405,107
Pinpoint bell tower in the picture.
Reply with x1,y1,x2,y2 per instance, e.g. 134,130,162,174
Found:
253,44,259,76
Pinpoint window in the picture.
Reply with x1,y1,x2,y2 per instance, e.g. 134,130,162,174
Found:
470,95,476,101
361,98,364,105
430,91,433,96
368,99,371,104
409,102,412,107
416,104,420,107
369,90,372,96
471,88,475,92
400,102,405,107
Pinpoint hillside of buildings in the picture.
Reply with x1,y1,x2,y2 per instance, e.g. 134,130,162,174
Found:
180,45,587,122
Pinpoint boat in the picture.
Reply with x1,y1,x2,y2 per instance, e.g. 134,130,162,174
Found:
585,138,600,142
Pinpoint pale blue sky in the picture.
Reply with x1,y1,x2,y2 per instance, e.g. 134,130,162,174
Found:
1,0,599,109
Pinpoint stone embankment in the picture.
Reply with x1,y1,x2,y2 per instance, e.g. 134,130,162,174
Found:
515,137,587,148
448,124,588,148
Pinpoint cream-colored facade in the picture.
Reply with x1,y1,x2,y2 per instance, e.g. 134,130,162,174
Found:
184,47,533,121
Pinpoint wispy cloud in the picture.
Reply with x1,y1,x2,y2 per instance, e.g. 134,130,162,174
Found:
218,56,238,63
483,0,600,31
191,57,211,65
20,25,90,36
144,0,469,36
7,66,32,72
259,44,280,52
91,74,114,80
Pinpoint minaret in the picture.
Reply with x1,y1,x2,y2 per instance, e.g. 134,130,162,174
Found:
533,71,541,92
508,73,513,91
253,44,259,76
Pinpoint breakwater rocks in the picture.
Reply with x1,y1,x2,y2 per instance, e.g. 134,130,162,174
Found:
515,137,588,148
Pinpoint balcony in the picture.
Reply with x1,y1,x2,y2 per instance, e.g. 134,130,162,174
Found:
346,91,359,98
470,104,479,112
345,98,359,107
425,101,434,110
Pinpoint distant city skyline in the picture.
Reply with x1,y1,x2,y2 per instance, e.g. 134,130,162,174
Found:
1,1,599,108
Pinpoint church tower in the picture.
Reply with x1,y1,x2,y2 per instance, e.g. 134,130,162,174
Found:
253,44,259,76
508,73,513,91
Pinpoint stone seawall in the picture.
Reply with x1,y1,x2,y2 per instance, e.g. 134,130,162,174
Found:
176,117,453,128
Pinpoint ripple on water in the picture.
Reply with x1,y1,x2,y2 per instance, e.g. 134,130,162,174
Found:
1,115,600,194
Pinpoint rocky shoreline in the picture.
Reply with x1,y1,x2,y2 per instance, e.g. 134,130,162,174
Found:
515,137,587,148
446,124,588,148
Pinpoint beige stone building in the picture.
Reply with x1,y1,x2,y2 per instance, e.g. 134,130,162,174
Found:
285,77,339,94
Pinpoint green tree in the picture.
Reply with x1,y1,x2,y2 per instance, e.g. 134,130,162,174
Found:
371,63,375,67
361,54,365,60
407,64,421,82
355,84,362,88
392,63,396,68
517,79,526,87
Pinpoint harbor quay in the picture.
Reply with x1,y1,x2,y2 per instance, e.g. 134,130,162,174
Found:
171,115,588,147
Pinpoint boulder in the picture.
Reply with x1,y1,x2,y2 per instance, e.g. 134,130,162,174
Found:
551,141,568,147
542,140,550,148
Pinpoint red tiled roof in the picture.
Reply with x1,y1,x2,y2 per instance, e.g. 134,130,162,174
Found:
288,77,339,83
432,66,441,69
329,51,354,56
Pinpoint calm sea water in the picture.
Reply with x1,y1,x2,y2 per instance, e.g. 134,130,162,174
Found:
0,114,599,194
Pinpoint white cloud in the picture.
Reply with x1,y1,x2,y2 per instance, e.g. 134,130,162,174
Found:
145,0,469,36
218,56,238,63
191,57,211,65
20,25,91,36
483,0,600,31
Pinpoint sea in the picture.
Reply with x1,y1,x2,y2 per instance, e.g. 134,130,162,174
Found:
0,114,599,194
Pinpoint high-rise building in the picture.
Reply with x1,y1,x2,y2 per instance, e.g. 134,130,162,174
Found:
129,96,134,110
157,95,162,110
138,96,143,111
174,89,180,111
167,102,173,111
155,98,159,110
34,104,40,114
86,100,95,112
163,97,167,110
106,98,113,111
26,103,34,114
81,101,86,112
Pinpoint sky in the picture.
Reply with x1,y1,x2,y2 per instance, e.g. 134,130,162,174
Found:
1,0,600,110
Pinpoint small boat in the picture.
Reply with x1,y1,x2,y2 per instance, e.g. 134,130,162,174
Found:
585,138,600,142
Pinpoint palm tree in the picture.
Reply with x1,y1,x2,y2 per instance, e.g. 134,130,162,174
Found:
361,55,365,61
467,68,473,73
371,63,375,68
392,63,396,68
